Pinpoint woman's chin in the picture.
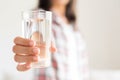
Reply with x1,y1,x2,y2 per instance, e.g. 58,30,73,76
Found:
53,0,70,6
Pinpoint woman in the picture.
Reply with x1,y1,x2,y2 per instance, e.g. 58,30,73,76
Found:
13,0,89,80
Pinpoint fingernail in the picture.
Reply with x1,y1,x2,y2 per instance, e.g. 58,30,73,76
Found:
33,57,38,61
29,41,34,46
33,48,40,54
26,65,31,69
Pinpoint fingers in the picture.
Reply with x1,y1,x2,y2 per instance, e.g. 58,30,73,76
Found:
50,46,56,53
13,36,57,71
13,45,40,55
50,42,57,53
14,37,35,47
17,63,31,71
14,55,38,63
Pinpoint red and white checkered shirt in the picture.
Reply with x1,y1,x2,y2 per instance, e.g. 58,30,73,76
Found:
34,12,89,80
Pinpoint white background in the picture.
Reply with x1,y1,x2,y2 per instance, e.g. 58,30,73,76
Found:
0,0,120,80
77,0,120,69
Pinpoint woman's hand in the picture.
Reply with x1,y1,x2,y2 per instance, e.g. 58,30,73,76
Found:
13,37,56,71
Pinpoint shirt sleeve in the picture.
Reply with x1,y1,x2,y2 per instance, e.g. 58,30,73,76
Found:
75,31,90,80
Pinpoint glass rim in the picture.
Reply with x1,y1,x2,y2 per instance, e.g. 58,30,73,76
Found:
22,9,52,20
22,9,52,14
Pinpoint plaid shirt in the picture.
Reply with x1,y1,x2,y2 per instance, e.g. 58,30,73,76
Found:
34,12,89,80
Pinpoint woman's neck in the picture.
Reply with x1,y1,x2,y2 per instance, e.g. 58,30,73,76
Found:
51,5,66,17
51,5,70,24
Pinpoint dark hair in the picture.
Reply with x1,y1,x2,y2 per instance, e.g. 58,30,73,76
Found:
38,0,76,23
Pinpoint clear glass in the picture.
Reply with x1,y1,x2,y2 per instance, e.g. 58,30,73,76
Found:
22,10,52,68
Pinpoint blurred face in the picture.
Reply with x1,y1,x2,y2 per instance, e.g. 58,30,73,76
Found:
51,0,70,6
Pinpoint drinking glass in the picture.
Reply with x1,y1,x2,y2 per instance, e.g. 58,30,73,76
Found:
22,10,52,68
